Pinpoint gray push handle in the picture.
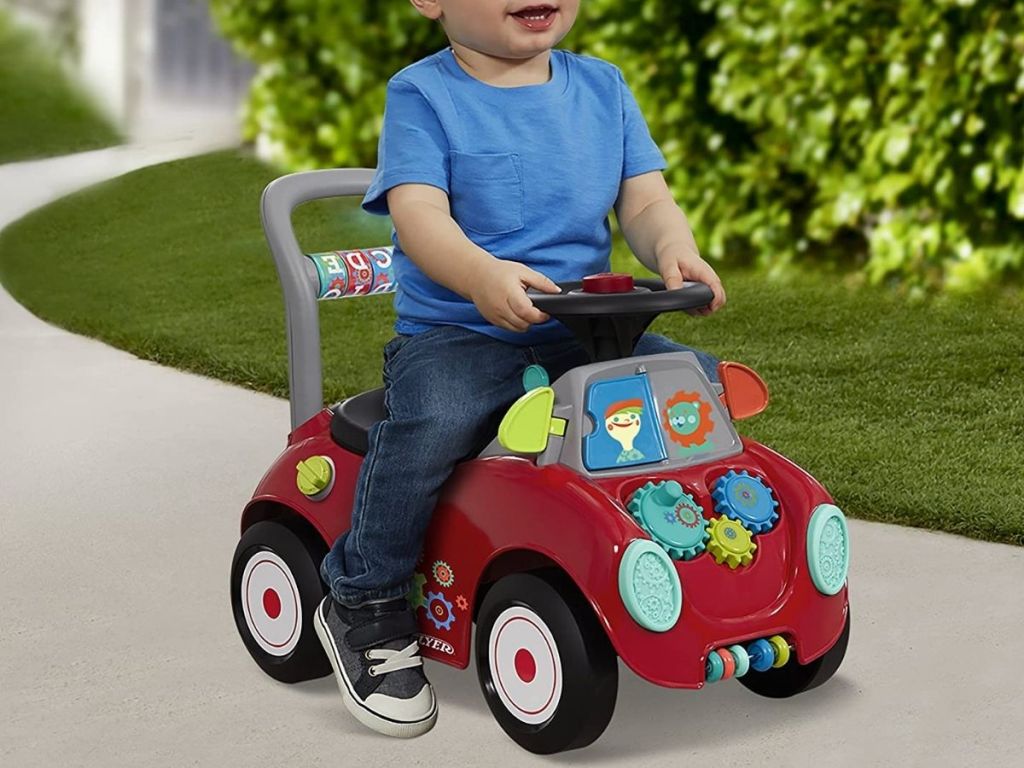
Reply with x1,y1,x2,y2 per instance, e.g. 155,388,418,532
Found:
260,168,376,431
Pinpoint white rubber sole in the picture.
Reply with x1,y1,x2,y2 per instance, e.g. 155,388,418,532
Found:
313,599,438,738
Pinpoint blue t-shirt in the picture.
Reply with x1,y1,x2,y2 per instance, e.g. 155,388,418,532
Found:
362,46,667,346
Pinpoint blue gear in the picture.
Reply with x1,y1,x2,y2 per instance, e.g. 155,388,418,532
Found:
424,590,455,631
711,470,780,534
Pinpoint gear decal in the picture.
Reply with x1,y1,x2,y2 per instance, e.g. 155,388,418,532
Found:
675,496,703,528
425,590,455,631
455,594,469,612
432,560,455,588
407,572,427,610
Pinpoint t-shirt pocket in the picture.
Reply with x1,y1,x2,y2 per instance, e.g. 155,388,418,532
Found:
448,151,525,236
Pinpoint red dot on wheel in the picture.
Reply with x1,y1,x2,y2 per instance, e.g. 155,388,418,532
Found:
514,648,537,683
262,588,282,620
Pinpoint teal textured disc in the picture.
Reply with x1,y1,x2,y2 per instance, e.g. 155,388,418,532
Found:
807,503,850,595
617,539,682,632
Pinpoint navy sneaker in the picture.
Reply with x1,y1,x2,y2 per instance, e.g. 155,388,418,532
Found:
314,595,437,737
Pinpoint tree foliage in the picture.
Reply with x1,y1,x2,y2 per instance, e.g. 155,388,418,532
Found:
210,0,1024,290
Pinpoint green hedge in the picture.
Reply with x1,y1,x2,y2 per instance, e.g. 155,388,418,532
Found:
208,2,441,171
210,0,1024,291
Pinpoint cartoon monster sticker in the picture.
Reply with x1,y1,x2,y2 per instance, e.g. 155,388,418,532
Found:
605,398,646,464
662,391,714,457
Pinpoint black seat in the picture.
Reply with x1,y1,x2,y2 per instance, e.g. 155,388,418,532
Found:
330,387,386,455
329,385,501,461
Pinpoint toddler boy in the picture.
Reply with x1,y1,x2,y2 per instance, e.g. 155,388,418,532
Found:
314,0,727,738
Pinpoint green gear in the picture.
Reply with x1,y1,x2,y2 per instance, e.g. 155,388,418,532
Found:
407,572,428,610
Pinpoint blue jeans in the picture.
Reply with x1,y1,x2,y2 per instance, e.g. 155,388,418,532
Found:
320,325,720,606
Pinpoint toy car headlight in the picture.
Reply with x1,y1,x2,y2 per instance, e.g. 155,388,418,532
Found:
618,540,682,632
806,504,850,595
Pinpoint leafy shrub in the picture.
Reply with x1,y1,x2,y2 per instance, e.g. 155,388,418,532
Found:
700,0,1024,290
211,0,1024,290
209,1,445,170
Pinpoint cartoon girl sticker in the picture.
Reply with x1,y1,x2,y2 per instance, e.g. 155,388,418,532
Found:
662,391,714,456
605,398,646,464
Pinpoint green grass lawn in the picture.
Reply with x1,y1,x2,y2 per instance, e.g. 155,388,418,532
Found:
0,10,120,163
0,149,1021,547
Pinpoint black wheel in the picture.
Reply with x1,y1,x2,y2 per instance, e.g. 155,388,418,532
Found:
230,519,332,683
739,608,851,699
475,570,618,755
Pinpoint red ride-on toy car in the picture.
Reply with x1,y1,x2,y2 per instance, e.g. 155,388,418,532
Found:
231,169,851,754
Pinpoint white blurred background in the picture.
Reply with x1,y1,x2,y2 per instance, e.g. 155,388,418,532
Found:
3,0,251,143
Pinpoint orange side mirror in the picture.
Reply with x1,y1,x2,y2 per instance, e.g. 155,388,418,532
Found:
718,361,769,420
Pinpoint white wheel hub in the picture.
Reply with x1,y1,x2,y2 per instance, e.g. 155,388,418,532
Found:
488,606,562,724
240,550,301,657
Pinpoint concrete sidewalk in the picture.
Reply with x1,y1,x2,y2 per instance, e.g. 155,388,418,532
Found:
0,123,240,225
1,146,1022,767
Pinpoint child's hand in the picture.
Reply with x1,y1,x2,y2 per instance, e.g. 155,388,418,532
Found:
469,260,562,332
658,251,727,316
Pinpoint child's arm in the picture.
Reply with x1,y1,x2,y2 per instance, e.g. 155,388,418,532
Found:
386,183,561,332
362,77,560,333
614,170,726,314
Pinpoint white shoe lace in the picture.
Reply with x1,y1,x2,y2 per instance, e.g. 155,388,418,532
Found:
367,641,423,676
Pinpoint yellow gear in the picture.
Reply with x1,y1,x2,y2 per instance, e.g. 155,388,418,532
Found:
706,517,756,569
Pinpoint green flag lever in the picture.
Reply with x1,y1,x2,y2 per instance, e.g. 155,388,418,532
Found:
498,386,567,454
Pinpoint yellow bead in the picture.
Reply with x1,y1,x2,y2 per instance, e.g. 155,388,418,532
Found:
768,635,791,667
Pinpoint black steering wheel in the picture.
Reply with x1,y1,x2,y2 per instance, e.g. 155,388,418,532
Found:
526,273,713,363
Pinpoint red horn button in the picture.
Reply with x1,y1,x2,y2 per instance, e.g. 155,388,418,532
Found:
582,273,635,293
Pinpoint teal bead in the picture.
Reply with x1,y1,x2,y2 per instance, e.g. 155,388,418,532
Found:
728,644,750,678
705,650,725,683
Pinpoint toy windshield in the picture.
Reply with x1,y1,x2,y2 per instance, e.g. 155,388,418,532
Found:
582,364,741,472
